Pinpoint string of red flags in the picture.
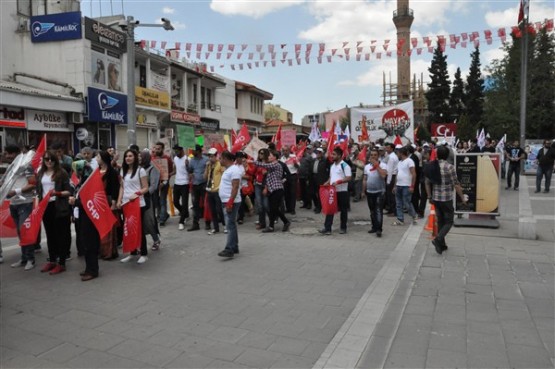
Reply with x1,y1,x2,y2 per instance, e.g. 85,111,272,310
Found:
140,19,553,73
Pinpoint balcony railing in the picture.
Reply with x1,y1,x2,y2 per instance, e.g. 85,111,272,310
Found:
200,102,221,113
393,8,414,18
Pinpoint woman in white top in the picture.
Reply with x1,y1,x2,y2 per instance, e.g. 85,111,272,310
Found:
117,149,149,264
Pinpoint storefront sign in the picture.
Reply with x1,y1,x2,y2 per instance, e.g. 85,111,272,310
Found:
135,87,170,110
200,120,219,131
84,17,127,53
31,11,82,43
170,110,200,124
176,125,195,149
0,106,26,128
455,153,500,215
87,87,127,124
26,109,73,132
136,112,158,128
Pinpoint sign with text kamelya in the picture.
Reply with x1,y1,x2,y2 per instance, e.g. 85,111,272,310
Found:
176,125,195,149
87,87,127,124
31,11,82,43
454,153,501,215
350,101,414,144
84,17,127,53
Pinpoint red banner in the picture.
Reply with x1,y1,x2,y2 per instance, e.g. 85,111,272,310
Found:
79,169,117,239
431,123,457,137
31,134,46,172
0,200,18,238
19,191,52,246
231,123,251,154
122,200,142,254
319,185,337,215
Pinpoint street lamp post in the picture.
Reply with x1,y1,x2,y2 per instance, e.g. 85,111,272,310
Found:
121,16,174,146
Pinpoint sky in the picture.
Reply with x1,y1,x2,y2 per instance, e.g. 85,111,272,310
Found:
82,0,554,124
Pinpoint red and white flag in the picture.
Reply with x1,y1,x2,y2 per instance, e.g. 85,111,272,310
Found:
19,190,52,246
79,169,117,239
31,134,46,172
272,123,283,151
231,123,251,154
122,200,142,254
518,0,529,25
357,146,368,162
0,200,18,238
393,135,403,146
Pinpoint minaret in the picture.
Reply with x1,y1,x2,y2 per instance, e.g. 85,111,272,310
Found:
393,0,413,102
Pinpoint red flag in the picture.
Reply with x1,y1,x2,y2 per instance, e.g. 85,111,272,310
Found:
70,171,80,187
518,0,529,25
231,124,251,154
272,123,283,151
295,140,307,161
19,190,52,246
360,116,369,142
0,200,18,238
430,147,437,161
231,129,237,146
339,139,349,159
31,134,46,172
393,135,403,146
79,169,118,240
357,146,368,162
122,200,142,254
327,121,337,162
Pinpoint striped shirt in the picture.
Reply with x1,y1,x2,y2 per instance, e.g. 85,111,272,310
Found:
432,160,460,202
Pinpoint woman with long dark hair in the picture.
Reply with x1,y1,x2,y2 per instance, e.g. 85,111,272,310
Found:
117,149,149,264
37,150,73,275
97,151,121,260
139,150,161,250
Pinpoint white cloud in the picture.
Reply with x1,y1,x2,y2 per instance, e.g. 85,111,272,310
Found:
162,6,175,15
484,2,554,28
210,0,305,19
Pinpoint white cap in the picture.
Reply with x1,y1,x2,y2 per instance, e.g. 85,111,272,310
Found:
410,144,417,149
422,143,430,147
316,148,324,152
207,148,218,155
395,144,403,149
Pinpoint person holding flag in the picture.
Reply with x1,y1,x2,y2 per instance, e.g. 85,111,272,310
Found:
36,150,73,275
5,145,39,270
117,150,149,264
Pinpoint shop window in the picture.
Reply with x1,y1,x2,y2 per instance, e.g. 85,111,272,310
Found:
6,128,27,149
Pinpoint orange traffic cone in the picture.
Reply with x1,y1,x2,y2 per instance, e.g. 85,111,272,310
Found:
425,204,436,232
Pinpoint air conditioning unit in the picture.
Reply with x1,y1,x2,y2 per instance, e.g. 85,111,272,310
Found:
17,18,29,33
70,112,84,124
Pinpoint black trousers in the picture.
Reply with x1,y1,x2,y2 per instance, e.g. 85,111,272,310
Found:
207,191,224,231
507,164,521,189
324,191,349,231
284,174,298,212
81,204,101,277
310,178,322,211
173,184,190,224
299,176,311,208
191,184,206,225
385,175,396,212
268,189,289,228
43,202,71,266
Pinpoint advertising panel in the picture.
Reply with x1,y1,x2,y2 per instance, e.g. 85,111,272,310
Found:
87,87,127,124
84,17,127,53
170,111,200,124
176,125,196,149
350,101,414,144
31,11,82,43
524,140,544,174
0,106,26,128
455,153,501,215
135,87,170,110
26,110,73,132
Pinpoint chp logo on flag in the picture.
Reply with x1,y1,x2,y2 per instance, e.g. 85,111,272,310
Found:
86,191,109,220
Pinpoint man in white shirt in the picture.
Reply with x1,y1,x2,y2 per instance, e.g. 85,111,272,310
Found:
319,147,352,235
392,146,417,226
172,145,190,230
280,146,299,215
218,151,242,258
362,148,388,237
384,143,399,216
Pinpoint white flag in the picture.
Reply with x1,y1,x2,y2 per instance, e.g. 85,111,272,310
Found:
308,121,321,142
477,128,486,149
344,125,351,139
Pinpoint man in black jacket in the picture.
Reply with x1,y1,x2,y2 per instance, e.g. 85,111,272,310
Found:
309,148,329,213
535,139,555,193
298,147,314,209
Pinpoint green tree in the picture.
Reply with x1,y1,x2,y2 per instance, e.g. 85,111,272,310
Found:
528,27,555,139
264,105,281,121
449,67,465,118
464,47,485,132
425,42,451,124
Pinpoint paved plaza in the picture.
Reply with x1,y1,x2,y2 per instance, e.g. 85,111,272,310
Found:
1,177,553,368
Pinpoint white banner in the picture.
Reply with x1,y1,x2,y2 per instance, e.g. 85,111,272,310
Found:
151,71,170,92
243,137,268,159
350,101,414,144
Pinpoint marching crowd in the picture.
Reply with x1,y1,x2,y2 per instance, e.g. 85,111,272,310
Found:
2,135,553,281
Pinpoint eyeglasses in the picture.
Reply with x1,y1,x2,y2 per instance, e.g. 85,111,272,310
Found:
43,157,55,162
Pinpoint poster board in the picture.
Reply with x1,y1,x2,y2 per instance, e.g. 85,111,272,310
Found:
176,125,195,150
524,140,544,174
454,153,501,215
350,101,414,145
244,137,268,159
281,130,297,148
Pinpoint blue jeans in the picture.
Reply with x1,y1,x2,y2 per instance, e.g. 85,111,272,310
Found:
536,165,553,192
255,184,269,227
366,191,384,232
223,202,240,253
9,203,35,262
395,186,416,222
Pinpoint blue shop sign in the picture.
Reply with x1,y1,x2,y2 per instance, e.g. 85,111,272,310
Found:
87,87,127,124
31,11,82,43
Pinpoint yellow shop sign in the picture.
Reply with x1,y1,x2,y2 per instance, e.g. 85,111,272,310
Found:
135,87,170,110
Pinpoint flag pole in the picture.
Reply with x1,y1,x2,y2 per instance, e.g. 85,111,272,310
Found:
518,1,529,174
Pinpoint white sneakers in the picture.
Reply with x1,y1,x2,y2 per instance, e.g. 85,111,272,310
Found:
120,255,148,264
137,256,148,264
24,261,35,270
178,223,185,230
11,260,34,270
224,228,228,234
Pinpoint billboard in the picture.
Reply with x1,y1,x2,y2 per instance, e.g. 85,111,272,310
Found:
84,17,127,53
87,87,127,124
31,11,82,43
350,101,414,144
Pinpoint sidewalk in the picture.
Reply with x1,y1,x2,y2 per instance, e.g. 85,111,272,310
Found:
320,176,554,369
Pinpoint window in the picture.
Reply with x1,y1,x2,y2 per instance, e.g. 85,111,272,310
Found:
207,89,212,108
17,0,31,16
201,87,205,106
193,84,197,103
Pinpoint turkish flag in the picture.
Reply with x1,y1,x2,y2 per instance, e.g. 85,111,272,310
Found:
327,121,337,162
0,200,18,238
19,190,52,246
122,200,142,254
357,146,368,162
272,123,283,151
231,124,251,154
79,169,117,240
295,140,307,161
70,171,80,187
31,134,46,172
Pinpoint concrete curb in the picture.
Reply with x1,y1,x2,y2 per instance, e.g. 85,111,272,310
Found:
518,177,537,239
